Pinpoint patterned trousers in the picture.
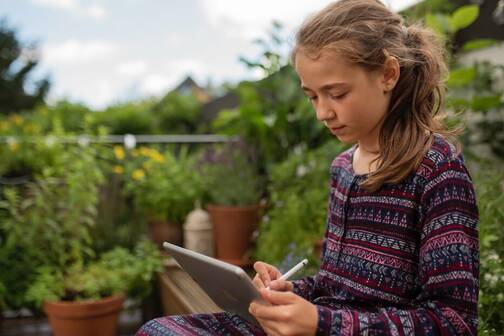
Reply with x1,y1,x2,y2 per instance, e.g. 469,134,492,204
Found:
136,312,267,336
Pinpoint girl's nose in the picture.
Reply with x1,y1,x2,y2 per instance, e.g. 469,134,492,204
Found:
315,98,336,122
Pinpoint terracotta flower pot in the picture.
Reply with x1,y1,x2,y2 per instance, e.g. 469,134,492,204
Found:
148,218,183,248
43,295,124,336
207,204,258,266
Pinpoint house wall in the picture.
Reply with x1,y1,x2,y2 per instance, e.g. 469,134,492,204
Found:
458,44,504,65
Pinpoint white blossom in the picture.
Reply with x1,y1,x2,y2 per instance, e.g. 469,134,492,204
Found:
296,165,308,177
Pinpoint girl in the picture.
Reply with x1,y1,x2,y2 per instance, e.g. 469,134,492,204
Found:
137,0,479,335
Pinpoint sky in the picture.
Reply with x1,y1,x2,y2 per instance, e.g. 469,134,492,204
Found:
1,0,420,110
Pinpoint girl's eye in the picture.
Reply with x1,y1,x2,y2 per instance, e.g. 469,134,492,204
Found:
330,92,348,100
307,96,317,101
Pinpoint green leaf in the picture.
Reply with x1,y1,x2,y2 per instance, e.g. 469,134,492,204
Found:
482,234,499,248
426,13,450,34
212,109,239,132
447,67,476,87
471,95,502,112
449,5,479,32
463,39,500,52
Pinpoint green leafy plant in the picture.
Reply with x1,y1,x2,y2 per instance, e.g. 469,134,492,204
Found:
419,2,504,161
199,142,263,207
449,62,504,159
469,160,504,335
25,240,162,308
0,280,6,312
0,145,104,309
213,22,331,167
151,92,202,134
425,4,479,36
255,141,346,268
89,100,156,135
0,114,66,178
122,146,203,224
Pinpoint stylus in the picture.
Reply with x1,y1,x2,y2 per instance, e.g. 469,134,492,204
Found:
266,258,308,290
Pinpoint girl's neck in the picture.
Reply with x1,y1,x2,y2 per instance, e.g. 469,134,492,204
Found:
353,141,381,175
357,137,380,156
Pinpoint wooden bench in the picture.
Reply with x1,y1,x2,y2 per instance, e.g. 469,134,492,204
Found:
157,258,222,316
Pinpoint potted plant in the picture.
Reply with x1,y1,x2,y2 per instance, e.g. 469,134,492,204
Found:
25,241,162,336
0,146,104,312
200,142,263,266
122,146,204,248
0,145,162,335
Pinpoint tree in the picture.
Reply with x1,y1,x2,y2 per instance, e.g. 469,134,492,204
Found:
0,19,50,115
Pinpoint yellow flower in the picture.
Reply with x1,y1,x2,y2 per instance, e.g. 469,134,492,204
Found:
11,115,24,126
23,124,34,133
132,169,145,180
112,165,124,174
113,145,125,160
151,152,165,163
9,143,19,152
139,146,151,157
142,161,152,170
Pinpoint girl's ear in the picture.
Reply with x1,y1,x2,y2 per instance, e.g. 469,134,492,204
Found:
381,56,400,93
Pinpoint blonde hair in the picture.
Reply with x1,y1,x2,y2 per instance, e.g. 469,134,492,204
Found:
291,0,460,191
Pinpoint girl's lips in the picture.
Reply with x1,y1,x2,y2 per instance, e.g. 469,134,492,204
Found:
330,125,345,132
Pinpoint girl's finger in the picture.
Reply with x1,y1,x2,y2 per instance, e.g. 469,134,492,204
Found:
267,267,282,280
258,319,280,336
254,261,272,285
268,280,293,292
252,275,266,289
251,299,293,322
260,288,297,306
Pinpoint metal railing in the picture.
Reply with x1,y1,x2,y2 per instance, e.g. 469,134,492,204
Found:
0,134,241,148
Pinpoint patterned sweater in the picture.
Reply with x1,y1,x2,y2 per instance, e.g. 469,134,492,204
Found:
293,135,479,335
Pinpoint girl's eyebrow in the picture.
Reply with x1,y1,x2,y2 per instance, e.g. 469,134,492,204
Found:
301,82,349,92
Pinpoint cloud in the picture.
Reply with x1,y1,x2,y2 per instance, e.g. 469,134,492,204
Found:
140,74,175,96
86,4,107,20
42,39,117,65
46,76,122,110
125,59,209,97
31,0,108,20
166,32,183,46
116,60,148,76
32,0,77,10
199,0,336,40
164,59,209,78
199,0,422,40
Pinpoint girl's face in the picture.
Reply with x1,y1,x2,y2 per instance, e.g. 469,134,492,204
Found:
295,50,393,150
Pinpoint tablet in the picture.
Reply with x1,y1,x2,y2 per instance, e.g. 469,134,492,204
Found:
162,242,265,325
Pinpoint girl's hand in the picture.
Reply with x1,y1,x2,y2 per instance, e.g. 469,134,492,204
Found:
252,262,293,292
249,288,318,336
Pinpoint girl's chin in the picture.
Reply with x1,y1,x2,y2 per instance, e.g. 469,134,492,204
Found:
333,133,355,144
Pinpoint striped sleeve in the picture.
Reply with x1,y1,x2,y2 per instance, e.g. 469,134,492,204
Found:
292,274,319,301
314,157,479,335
